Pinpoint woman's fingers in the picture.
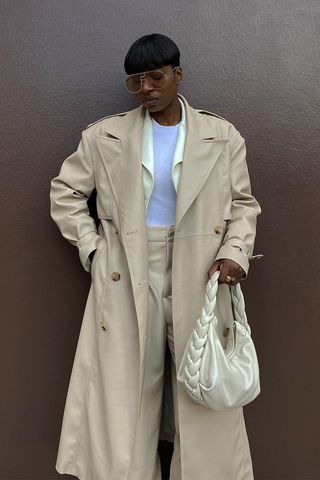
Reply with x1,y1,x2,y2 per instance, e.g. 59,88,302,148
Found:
208,259,244,284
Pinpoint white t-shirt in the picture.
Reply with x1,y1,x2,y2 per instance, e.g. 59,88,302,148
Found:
146,117,181,226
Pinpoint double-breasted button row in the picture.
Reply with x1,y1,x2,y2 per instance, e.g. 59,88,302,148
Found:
100,319,108,331
214,224,224,235
111,271,121,281
223,326,230,337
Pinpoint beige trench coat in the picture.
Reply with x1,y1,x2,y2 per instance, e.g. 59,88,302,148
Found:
50,93,261,480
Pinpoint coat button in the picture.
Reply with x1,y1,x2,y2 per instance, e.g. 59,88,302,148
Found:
223,326,230,337
214,224,223,234
100,319,108,331
111,271,121,281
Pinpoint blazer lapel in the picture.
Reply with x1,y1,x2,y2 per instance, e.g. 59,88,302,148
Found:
141,107,154,209
142,96,186,200
171,100,186,192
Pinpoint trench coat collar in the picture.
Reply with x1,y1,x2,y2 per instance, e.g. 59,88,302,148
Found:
100,92,219,142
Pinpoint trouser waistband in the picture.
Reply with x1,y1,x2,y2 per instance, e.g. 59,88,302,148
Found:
146,224,175,242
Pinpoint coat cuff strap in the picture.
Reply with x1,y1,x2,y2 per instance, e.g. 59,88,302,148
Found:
214,244,250,277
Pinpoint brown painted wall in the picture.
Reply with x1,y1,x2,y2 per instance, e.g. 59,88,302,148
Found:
1,1,319,478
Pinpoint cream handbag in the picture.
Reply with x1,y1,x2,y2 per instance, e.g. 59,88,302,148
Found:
177,270,261,410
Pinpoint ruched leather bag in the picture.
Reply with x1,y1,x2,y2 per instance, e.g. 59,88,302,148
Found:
177,270,261,410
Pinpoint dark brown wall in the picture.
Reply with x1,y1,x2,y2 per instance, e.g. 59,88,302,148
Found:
1,1,319,478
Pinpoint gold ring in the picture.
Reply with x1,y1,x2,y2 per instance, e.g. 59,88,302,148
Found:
226,275,236,283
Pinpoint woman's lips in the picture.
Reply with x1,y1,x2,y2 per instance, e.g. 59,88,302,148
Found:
142,98,158,106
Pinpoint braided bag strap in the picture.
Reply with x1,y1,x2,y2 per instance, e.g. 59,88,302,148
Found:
230,281,251,335
182,271,248,402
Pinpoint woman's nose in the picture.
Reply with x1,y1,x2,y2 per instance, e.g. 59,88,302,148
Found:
140,77,153,93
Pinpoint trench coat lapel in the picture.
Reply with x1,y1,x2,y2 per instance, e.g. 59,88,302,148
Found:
175,94,228,228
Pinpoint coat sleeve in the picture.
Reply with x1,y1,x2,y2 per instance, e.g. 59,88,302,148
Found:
214,126,262,277
50,129,101,273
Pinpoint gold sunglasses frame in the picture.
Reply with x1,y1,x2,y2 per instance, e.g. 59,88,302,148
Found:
124,66,180,93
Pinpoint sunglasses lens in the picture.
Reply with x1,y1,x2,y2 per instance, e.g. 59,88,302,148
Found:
125,74,142,92
147,71,166,86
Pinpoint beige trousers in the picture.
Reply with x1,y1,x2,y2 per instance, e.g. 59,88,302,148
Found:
127,224,181,480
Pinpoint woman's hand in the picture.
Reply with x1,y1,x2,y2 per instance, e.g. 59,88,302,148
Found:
207,258,245,285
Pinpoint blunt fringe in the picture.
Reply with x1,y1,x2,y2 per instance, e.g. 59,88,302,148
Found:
124,33,180,74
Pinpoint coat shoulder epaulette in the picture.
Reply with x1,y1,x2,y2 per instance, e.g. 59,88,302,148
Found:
197,108,228,123
85,110,129,130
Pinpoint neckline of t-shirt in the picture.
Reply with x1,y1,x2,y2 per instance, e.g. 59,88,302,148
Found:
151,117,181,128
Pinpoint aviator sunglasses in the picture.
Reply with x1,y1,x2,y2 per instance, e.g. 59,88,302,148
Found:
124,66,180,93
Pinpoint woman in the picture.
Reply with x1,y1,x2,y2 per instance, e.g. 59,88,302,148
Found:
50,33,261,480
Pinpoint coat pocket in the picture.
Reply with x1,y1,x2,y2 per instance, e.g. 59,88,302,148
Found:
90,235,110,322
90,236,107,277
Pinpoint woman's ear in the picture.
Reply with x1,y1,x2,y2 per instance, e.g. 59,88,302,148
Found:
176,67,183,84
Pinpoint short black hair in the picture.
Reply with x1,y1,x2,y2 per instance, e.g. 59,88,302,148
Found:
124,33,180,75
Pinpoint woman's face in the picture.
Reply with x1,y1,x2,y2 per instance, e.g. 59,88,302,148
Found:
133,64,183,112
